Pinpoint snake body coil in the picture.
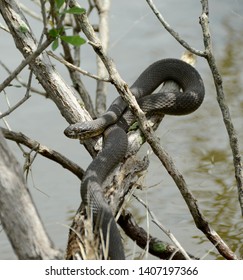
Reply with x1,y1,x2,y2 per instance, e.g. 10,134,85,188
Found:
65,58,205,260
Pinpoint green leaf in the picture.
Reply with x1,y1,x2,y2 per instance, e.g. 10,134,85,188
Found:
52,38,59,51
60,35,86,46
55,0,65,10
63,7,86,15
48,28,59,38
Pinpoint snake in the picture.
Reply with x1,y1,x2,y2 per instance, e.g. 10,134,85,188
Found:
64,58,205,259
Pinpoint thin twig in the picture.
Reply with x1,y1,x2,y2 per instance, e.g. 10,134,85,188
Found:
1,127,84,180
118,211,198,260
145,0,206,57
144,0,239,260
0,22,9,33
0,38,53,93
199,0,243,215
47,51,110,82
19,3,42,21
0,60,46,96
134,195,191,260
0,70,33,119
0,93,30,119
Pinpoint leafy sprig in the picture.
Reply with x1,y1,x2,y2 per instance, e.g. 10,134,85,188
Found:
48,0,86,51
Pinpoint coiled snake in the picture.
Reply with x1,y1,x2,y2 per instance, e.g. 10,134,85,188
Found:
64,58,205,259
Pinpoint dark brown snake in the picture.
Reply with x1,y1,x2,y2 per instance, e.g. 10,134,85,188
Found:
64,58,205,259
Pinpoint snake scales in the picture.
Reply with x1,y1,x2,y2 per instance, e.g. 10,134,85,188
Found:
64,58,205,259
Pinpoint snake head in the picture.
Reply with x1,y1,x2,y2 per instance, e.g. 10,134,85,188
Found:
64,121,104,140
64,124,80,139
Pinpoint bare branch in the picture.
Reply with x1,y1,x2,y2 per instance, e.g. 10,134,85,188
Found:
0,60,46,96
0,131,62,259
47,51,110,82
0,70,34,119
134,195,191,260
51,1,97,119
199,0,243,215
19,3,42,21
118,211,198,260
146,0,206,57
94,0,111,115
1,127,84,180
0,38,52,93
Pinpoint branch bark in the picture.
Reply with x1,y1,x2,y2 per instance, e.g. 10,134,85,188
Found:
0,131,62,259
94,0,110,115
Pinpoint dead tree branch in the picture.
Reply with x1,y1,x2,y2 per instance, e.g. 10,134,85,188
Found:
94,0,111,115
118,211,199,260
0,131,62,259
1,127,84,180
199,0,243,215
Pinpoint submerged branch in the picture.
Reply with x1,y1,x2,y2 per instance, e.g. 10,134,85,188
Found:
118,211,199,260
